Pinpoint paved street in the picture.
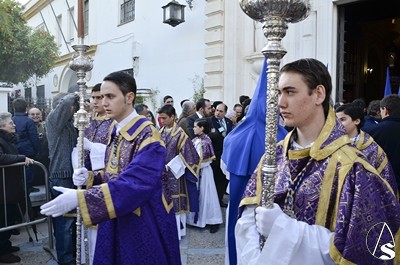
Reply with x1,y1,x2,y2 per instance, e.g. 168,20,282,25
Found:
2,199,228,265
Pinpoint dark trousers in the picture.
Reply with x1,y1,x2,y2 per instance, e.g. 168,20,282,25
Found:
0,204,18,255
211,159,229,204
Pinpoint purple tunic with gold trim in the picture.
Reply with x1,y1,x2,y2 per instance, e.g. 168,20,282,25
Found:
84,114,114,170
77,116,181,265
160,124,200,214
241,108,400,265
356,130,398,192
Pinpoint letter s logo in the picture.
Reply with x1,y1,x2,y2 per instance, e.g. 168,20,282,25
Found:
366,222,395,261
379,242,395,260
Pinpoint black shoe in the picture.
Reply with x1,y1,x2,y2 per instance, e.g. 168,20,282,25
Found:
9,246,19,253
209,224,220,233
0,253,21,263
11,229,20,235
220,202,228,208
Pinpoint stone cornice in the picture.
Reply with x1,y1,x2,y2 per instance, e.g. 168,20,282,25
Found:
22,0,53,21
54,45,97,67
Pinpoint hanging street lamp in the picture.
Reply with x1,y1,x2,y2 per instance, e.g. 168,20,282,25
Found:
162,0,186,27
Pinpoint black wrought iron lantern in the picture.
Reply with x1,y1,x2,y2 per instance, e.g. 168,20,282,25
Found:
162,0,186,27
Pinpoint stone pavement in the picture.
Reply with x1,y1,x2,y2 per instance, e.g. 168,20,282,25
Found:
3,201,228,265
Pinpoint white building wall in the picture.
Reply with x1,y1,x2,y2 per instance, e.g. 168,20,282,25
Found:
17,0,361,112
21,0,207,113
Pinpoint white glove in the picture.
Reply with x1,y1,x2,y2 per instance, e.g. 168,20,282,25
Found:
255,203,284,237
83,137,93,151
73,167,89,186
40,187,78,217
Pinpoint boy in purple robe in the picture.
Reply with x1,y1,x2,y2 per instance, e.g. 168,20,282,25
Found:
235,58,400,265
41,71,181,265
335,103,397,190
158,104,201,240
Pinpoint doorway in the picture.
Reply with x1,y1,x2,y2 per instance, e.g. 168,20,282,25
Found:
337,0,400,104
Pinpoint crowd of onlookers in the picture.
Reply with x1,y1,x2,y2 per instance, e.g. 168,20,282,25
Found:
1,81,400,264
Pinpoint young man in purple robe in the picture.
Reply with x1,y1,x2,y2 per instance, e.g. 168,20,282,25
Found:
41,71,181,265
158,104,201,240
235,58,400,265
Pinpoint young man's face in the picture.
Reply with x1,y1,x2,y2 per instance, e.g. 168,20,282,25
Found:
91,91,105,115
101,81,135,122
202,101,212,117
278,71,325,129
164,98,174,106
158,113,175,128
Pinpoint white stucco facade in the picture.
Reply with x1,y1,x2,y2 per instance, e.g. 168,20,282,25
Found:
16,0,363,112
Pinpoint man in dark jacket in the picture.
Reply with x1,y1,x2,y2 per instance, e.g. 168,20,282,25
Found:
364,94,400,193
12,98,40,193
0,112,34,263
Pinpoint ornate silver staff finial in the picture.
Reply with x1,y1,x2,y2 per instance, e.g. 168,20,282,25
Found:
69,43,93,265
239,0,310,249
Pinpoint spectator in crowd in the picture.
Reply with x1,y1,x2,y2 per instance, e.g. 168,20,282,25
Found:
208,103,233,211
180,99,189,108
0,112,34,264
146,110,158,129
41,71,181,264
46,92,79,265
28,107,49,186
186,98,212,139
158,105,200,240
361,99,381,131
233,104,243,122
225,109,237,127
12,98,40,193
239,95,250,106
352,97,367,114
134,103,149,116
235,58,400,264
163,95,174,106
177,100,195,136
364,94,400,193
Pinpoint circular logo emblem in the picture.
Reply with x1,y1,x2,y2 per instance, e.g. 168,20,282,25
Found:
366,222,395,260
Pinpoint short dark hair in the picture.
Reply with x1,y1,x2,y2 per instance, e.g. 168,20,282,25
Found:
239,95,250,105
13,97,27,113
92,83,101,93
103,71,137,98
163,95,173,103
212,101,223,110
196,98,210,111
336,103,365,130
380,95,400,117
366,100,380,116
180,99,189,107
195,118,210,134
134,104,148,115
158,104,176,117
216,103,228,112
234,103,242,109
280,58,332,117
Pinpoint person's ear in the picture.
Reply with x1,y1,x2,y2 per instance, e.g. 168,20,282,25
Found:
354,118,361,126
314,85,326,106
126,92,135,104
